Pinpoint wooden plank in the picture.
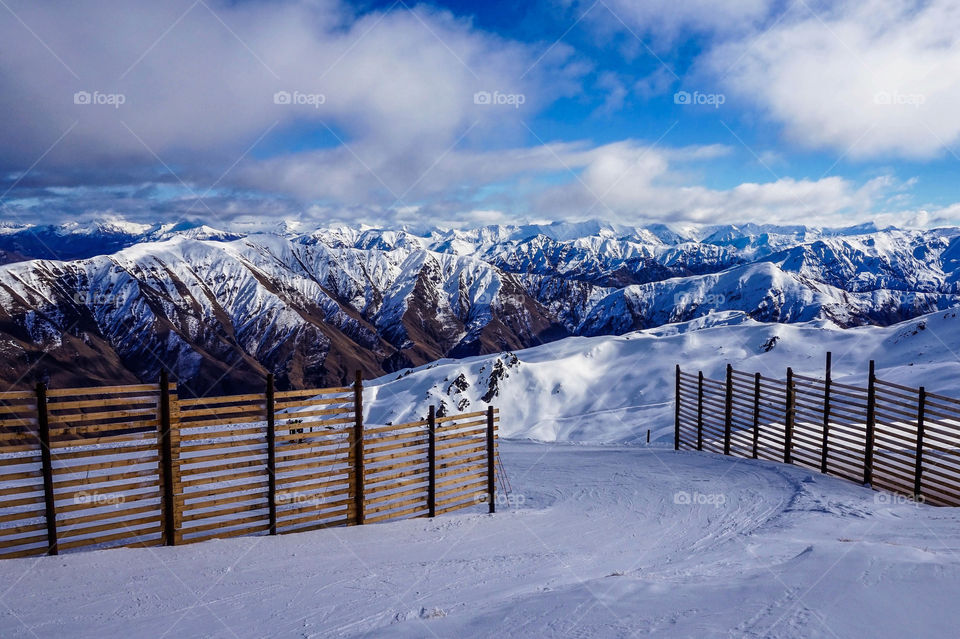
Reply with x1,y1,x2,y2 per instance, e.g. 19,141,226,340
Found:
436,442,487,458
275,396,353,411
365,467,428,490
437,483,486,507
55,479,159,502
435,471,485,492
364,445,427,467
364,502,428,523
0,391,39,401
275,497,353,520
180,437,268,455
177,393,266,407
276,515,350,534
0,546,47,560
435,425,486,443
0,533,52,551
363,436,428,457
57,503,160,527
49,443,155,461
181,523,270,545
58,525,162,551
363,420,429,436
57,513,159,540
178,426,264,442
179,404,265,419
181,500,270,524
179,512,269,537
52,467,159,490
179,447,266,468
274,387,352,399
49,431,156,449
435,498,478,516
274,438,350,455
436,418,488,434
52,455,158,475
364,430,428,446
45,395,158,411
366,474,428,496
365,429,428,448
46,384,160,398
179,457,265,478
179,480,268,504
57,490,159,515
274,428,352,445
436,478,487,501
177,415,264,429
275,458,351,478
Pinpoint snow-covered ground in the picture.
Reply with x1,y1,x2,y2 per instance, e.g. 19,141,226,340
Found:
366,308,960,443
2,441,959,638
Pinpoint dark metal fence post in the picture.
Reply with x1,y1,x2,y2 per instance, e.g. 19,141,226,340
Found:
914,387,926,500
696,372,704,451
674,364,681,451
820,352,832,474
159,370,176,546
784,368,794,464
427,405,436,517
353,370,365,525
864,360,877,486
36,382,57,555
486,406,496,514
266,374,277,535
752,373,761,459
723,364,733,455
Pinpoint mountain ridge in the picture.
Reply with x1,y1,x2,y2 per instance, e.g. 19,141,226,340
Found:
0,220,958,393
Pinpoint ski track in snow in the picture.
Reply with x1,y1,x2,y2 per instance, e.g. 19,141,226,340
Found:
2,443,960,638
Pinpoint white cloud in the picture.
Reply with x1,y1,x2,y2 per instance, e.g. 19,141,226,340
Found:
706,0,960,159
0,0,570,168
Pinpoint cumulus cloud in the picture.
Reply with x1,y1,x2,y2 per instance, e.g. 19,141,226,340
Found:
531,141,897,226
0,0,567,168
1,0,957,230
706,0,960,159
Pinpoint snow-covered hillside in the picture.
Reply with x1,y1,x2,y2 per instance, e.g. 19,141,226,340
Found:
2,219,960,393
366,308,960,443
3,442,960,638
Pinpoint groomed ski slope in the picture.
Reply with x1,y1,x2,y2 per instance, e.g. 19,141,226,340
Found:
2,442,959,638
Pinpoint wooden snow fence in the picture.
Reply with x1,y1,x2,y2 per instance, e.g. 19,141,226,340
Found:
0,372,499,559
675,353,960,507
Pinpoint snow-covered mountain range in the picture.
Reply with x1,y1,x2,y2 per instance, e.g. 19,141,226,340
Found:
1,218,959,394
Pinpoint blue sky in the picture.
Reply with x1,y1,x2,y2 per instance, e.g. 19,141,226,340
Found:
0,0,958,230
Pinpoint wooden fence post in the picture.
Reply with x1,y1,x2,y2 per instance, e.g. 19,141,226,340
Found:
864,360,877,486
266,374,277,535
158,370,177,546
36,382,57,556
914,387,926,500
723,364,733,455
752,373,761,459
352,371,365,525
820,352,832,474
674,364,681,451
427,405,436,517
696,372,704,451
486,406,496,514
784,368,794,464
